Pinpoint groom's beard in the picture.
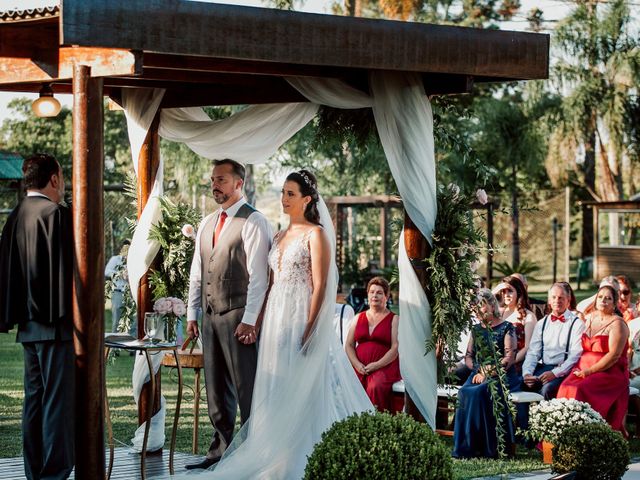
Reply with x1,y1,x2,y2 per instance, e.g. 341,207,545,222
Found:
213,190,230,204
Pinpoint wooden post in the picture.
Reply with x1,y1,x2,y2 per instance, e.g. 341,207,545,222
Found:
136,113,163,431
487,202,494,287
403,211,429,423
380,204,388,268
72,64,105,480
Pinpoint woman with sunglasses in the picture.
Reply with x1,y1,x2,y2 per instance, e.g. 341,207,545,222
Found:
616,275,637,323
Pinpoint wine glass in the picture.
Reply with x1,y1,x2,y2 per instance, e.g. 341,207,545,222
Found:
144,312,160,343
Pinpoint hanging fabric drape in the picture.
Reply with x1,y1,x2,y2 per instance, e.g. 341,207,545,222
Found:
121,71,438,451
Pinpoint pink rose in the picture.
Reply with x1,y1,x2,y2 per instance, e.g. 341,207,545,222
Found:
476,189,488,205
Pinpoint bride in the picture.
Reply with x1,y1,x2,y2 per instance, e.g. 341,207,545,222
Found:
177,170,373,479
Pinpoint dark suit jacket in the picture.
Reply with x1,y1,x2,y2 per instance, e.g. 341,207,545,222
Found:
0,195,73,342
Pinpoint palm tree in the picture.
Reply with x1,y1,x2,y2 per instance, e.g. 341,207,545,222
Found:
546,0,638,255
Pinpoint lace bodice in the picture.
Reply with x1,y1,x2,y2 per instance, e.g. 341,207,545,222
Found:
268,230,313,290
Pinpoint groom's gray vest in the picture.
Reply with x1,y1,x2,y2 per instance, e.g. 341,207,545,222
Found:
200,204,256,316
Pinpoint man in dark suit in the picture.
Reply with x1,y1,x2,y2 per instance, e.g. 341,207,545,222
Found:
0,154,74,480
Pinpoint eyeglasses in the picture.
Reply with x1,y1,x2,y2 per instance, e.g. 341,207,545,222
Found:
620,289,631,296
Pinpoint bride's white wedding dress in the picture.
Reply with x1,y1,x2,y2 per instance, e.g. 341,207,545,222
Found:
174,198,372,480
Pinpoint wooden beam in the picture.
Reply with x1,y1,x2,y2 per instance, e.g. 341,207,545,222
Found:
142,52,362,79
0,47,142,84
61,0,549,80
72,63,105,480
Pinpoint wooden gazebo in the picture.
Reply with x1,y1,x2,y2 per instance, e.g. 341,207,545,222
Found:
0,1,549,477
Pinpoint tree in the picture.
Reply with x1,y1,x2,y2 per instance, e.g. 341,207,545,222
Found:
469,89,548,265
545,0,639,255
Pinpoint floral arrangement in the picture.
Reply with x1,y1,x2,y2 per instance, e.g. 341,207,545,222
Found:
148,196,200,302
425,183,486,362
525,398,605,443
149,297,187,343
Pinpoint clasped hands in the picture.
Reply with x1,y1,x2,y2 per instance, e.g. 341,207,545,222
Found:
523,371,556,387
187,320,257,345
355,361,379,376
235,322,257,345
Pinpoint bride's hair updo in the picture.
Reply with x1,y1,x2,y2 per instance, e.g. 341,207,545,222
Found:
286,169,321,225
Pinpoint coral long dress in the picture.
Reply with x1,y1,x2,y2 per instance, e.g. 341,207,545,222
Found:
353,311,401,412
557,330,629,432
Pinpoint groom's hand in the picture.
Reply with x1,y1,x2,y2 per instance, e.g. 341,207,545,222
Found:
235,322,256,344
187,320,199,339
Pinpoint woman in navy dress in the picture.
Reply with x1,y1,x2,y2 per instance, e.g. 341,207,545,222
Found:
453,288,520,458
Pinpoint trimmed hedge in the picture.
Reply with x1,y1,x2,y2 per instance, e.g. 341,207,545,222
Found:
552,422,629,480
303,412,453,480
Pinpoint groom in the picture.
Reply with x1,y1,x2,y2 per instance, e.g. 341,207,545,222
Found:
186,159,272,469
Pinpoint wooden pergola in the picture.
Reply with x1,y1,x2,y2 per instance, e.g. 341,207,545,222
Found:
0,1,549,477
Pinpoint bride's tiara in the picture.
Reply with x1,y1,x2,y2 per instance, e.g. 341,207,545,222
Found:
298,171,316,189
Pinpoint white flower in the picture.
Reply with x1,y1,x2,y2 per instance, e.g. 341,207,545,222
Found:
181,224,196,239
476,189,488,205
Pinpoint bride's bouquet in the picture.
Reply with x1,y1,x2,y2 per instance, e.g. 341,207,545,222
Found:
525,398,605,443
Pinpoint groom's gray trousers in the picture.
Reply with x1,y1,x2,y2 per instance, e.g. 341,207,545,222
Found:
202,306,258,459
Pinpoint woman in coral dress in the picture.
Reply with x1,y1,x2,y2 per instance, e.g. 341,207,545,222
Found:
557,285,630,432
345,276,401,412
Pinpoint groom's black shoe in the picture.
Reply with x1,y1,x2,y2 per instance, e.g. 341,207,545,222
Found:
185,457,221,470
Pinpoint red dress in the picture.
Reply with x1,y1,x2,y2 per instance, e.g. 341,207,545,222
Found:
557,333,629,431
353,311,401,412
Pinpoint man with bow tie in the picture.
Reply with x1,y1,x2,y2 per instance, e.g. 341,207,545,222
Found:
521,283,586,400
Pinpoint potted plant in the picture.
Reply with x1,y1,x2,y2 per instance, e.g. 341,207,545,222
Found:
524,398,605,464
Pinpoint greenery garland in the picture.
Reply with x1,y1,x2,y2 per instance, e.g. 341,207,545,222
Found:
148,196,201,302
471,320,518,459
424,184,485,362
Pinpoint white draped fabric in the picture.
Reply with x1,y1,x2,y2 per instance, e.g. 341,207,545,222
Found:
122,70,438,452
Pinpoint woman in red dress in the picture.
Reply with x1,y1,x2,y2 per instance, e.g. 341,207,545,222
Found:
345,276,400,412
557,285,630,432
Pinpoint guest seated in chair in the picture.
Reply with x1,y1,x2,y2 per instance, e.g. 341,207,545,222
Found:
345,276,400,412
521,283,585,400
557,285,630,433
493,276,537,373
517,283,585,430
453,289,520,459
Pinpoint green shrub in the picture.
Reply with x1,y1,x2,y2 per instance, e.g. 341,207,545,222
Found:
552,423,629,480
303,412,453,480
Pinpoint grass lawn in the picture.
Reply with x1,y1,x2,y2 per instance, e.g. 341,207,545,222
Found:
0,307,635,479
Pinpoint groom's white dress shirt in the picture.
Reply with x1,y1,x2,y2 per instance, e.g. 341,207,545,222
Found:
187,197,273,326
522,309,585,378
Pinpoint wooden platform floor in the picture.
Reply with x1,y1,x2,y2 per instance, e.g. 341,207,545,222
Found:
0,447,202,479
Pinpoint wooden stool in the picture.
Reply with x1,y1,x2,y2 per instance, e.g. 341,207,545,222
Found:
162,338,204,454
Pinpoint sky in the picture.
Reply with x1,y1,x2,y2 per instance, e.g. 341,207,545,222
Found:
0,0,571,121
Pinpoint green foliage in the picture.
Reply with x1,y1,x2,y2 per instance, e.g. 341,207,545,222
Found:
469,323,517,459
493,259,541,279
147,197,201,301
425,184,484,362
303,412,453,480
552,423,629,480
